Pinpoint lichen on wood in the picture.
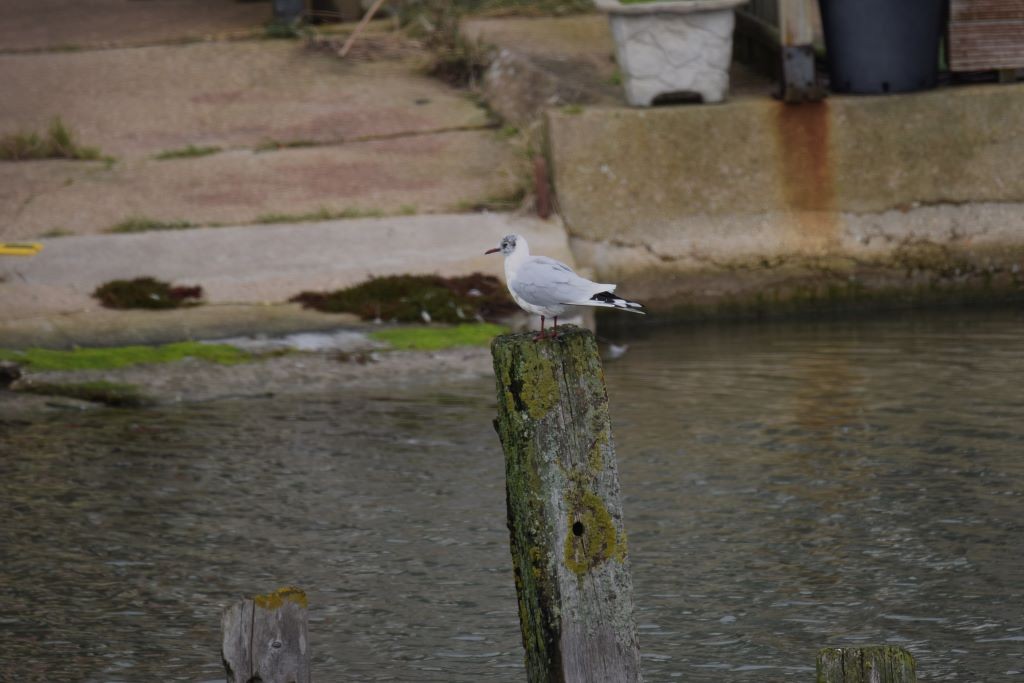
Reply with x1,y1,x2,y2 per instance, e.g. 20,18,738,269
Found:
491,326,642,682
563,488,618,577
222,587,311,683
817,645,918,683
253,586,308,610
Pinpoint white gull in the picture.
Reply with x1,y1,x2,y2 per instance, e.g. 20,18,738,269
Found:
485,233,644,337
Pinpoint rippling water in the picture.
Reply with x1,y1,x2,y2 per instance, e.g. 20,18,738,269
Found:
2,310,1023,681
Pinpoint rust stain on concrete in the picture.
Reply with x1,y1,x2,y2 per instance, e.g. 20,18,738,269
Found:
775,101,840,250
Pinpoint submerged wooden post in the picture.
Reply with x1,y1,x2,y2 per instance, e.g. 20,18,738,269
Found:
817,646,917,683
222,586,311,683
491,326,642,683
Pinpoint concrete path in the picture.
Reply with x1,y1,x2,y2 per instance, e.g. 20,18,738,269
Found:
1,41,492,158
0,212,571,335
0,41,522,239
1,129,521,238
0,0,549,350
0,0,267,53
1,10,525,240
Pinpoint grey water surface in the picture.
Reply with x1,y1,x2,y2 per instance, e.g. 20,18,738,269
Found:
2,309,1022,681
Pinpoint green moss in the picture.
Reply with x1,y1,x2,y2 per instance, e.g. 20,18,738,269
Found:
39,228,74,238
254,206,384,224
15,380,154,408
292,273,517,323
254,139,318,152
459,186,527,212
106,217,195,234
254,586,308,609
589,429,608,471
0,117,104,161
0,342,249,372
263,20,304,39
154,144,221,160
563,489,619,577
371,323,507,350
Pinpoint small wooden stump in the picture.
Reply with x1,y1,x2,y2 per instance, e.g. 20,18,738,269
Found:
817,645,917,683
222,586,311,683
491,326,642,683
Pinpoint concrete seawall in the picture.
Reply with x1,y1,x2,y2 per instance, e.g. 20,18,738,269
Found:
546,83,1024,316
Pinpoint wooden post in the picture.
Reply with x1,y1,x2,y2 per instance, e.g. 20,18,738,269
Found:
222,587,311,683
779,0,825,103
491,327,642,683
817,646,917,683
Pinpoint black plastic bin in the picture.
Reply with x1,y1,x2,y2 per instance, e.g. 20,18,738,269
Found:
272,0,305,22
817,0,945,94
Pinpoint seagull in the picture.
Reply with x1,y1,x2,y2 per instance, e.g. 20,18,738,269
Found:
485,233,644,337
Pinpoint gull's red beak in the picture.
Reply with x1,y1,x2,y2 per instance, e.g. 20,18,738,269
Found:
485,247,500,255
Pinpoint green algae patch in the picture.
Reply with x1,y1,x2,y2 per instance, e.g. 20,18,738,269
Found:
15,380,154,408
563,489,619,577
0,342,249,372
519,351,558,420
254,586,308,610
371,323,507,351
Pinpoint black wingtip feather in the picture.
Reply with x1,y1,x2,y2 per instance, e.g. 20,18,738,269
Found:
591,290,645,311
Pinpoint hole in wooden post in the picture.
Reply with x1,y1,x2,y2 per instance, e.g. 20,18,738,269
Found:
572,521,585,537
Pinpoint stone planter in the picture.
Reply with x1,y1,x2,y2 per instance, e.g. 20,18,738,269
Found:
595,0,746,106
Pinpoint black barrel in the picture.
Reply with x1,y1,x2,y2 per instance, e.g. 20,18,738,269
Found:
818,0,945,94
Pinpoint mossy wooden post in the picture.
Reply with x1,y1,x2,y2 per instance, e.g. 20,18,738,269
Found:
222,586,311,683
491,326,642,682
817,646,917,683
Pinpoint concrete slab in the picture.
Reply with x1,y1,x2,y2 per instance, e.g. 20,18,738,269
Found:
0,0,267,53
545,83,1024,313
0,212,572,321
0,41,493,158
0,304,360,350
0,130,523,239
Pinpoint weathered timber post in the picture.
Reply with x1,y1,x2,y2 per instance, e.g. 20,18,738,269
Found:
222,586,311,683
817,645,917,683
778,0,825,103
491,326,642,683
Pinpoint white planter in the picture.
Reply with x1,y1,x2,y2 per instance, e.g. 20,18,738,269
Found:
595,0,746,106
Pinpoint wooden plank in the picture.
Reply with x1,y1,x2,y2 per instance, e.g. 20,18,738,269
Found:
779,0,814,46
949,0,1024,71
951,0,1024,21
221,599,254,682
222,587,311,683
491,327,642,683
817,646,918,683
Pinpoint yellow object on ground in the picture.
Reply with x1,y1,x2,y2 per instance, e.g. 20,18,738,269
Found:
0,242,44,256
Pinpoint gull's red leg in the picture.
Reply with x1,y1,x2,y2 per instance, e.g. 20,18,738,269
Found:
534,315,546,341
